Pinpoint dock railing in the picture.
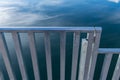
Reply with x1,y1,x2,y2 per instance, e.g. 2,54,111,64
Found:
98,48,120,80
0,27,119,80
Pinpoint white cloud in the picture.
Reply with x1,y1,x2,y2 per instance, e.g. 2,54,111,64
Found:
108,0,120,3
0,0,65,26
38,0,63,6
0,0,64,7
0,0,27,7
0,6,52,25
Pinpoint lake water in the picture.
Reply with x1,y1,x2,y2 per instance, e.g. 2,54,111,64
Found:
0,0,120,80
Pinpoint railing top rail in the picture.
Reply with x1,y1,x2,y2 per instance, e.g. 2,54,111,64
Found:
98,48,120,54
0,27,101,32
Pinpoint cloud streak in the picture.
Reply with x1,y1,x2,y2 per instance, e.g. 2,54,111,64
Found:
108,0,120,3
0,0,65,26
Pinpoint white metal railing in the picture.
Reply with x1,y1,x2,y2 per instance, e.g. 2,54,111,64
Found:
0,27,119,80
98,48,120,80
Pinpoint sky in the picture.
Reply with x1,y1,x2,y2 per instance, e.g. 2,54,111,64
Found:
0,0,120,26
108,0,120,3
0,0,65,26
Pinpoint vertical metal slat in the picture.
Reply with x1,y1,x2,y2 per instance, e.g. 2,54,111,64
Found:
112,55,120,80
0,70,4,80
71,32,80,80
100,54,112,80
12,32,28,80
0,33,15,80
88,31,101,80
83,33,94,80
78,39,88,80
60,32,66,80
28,32,40,80
44,32,52,80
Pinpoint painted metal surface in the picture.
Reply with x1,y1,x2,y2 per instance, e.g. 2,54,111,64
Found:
0,27,119,80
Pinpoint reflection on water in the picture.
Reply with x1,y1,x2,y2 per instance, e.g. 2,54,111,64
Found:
0,0,120,80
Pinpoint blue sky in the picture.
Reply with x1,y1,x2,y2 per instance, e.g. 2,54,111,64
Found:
0,0,65,25
0,0,120,26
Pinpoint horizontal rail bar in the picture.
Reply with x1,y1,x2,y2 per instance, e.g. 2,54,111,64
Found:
98,48,120,54
0,27,101,32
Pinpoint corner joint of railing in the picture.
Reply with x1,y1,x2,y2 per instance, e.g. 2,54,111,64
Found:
94,27,102,33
